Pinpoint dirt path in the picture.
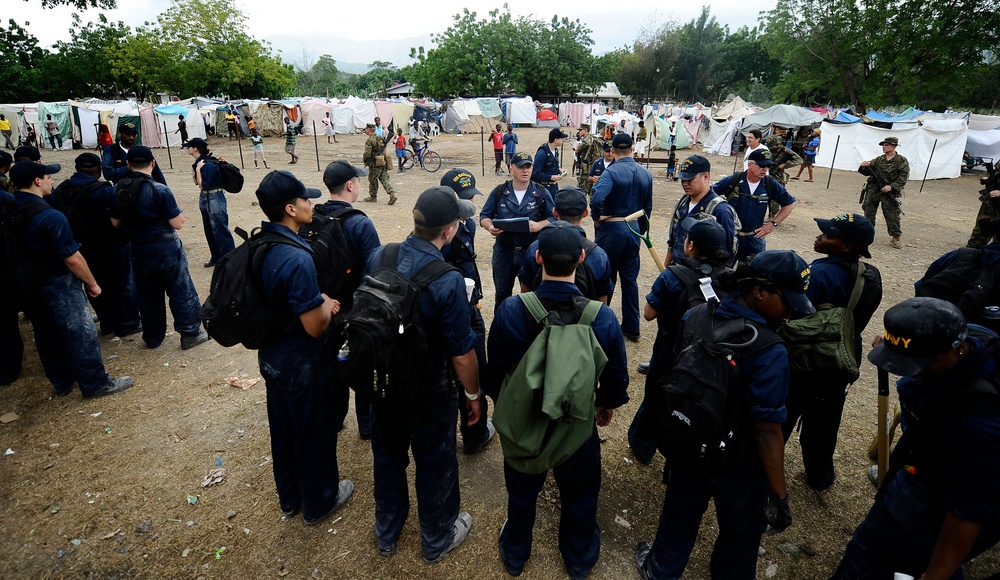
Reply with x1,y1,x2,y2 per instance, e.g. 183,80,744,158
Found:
1,128,996,578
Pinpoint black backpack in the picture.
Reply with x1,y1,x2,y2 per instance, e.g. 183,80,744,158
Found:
0,197,53,306
114,172,155,223
54,178,111,245
199,229,299,349
529,238,598,300
206,156,244,193
915,247,1000,325
648,302,781,470
298,207,365,304
338,243,457,402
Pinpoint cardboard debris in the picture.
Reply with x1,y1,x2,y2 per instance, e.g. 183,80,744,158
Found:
226,377,261,390
201,467,227,487
1,412,20,424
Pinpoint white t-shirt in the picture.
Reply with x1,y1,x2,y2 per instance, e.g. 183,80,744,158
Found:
513,188,528,205
743,143,768,171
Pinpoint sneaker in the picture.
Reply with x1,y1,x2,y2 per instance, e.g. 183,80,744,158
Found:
378,543,397,557
635,541,653,580
424,511,472,564
83,376,134,399
867,464,880,488
203,261,216,268
281,504,300,518
637,361,650,375
388,195,398,206
498,520,523,576
180,330,210,350
464,418,496,455
890,236,902,249
362,196,377,203
304,479,354,525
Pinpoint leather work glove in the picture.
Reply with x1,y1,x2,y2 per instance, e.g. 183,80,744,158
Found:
765,492,792,535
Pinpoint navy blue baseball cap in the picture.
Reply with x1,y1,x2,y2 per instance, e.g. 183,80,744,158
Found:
747,148,774,167
413,186,476,227
601,141,612,152
14,146,40,162
680,216,729,255
323,160,368,188
510,151,533,167
868,297,967,376
441,168,481,200
256,170,322,206
612,133,633,149
538,221,584,260
127,146,154,164
182,137,208,149
0,150,12,167
9,160,61,186
678,155,711,180
555,187,588,218
746,250,815,316
814,213,875,258
548,128,569,142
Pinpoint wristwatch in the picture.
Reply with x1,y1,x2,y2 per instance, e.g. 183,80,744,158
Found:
771,221,780,228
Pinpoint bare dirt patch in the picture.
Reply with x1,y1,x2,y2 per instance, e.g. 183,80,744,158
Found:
2,127,997,578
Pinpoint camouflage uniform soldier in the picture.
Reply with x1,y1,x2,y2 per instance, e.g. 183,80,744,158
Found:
766,135,803,219
575,123,602,195
860,136,909,249
968,159,1000,248
361,123,397,205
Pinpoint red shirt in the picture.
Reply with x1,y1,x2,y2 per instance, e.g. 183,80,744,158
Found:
490,131,503,150
395,135,406,150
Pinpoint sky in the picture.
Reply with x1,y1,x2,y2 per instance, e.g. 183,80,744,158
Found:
8,0,770,70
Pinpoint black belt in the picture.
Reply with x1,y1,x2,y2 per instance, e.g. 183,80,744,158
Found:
200,188,224,195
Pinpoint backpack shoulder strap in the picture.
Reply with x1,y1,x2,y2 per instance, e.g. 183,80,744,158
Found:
846,261,866,315
379,243,401,269
329,206,365,221
577,299,603,327
520,292,549,324
411,258,458,290
667,264,701,288
581,237,597,254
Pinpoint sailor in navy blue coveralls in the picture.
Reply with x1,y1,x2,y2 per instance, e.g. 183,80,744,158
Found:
50,153,140,337
0,156,23,385
365,187,482,563
590,133,653,339
9,161,130,397
532,128,568,197
487,225,628,578
101,123,166,185
480,152,555,314
186,139,235,266
109,147,205,350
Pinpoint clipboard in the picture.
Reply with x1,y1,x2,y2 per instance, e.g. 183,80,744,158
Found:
493,217,531,233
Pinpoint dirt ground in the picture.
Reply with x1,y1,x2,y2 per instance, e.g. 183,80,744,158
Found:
2,127,997,579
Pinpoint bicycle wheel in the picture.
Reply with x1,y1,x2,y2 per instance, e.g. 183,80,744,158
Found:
401,151,415,170
422,150,442,173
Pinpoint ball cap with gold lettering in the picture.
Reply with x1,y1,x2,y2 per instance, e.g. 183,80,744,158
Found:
867,297,967,376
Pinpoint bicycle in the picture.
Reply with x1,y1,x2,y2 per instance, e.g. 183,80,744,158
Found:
402,139,442,173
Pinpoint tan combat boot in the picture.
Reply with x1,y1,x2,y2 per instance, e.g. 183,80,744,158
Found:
890,236,901,249
388,194,398,206
362,196,377,203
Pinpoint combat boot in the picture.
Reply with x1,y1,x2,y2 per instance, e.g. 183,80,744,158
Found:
362,196,377,203
890,236,902,249
388,194,398,206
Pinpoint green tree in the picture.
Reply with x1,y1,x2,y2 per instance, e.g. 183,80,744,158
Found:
407,7,604,98
29,0,117,9
763,0,1000,111
616,21,681,101
673,7,725,102
297,54,342,97
354,60,405,97
0,19,45,102
40,14,131,99
709,25,781,103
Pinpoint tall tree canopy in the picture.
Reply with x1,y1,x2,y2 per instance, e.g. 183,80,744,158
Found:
763,0,1000,111
0,19,45,102
407,8,606,98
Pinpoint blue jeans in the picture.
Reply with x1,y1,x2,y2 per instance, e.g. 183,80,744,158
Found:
199,190,236,263
22,272,109,394
131,239,202,347
642,459,767,579
491,242,527,315
83,241,140,335
594,223,641,335
260,339,342,520
735,234,765,263
459,305,489,446
327,339,372,437
782,373,848,490
500,428,602,577
371,374,460,560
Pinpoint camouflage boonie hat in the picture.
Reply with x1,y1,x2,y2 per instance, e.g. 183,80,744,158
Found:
580,122,591,130
765,135,783,148
879,136,899,146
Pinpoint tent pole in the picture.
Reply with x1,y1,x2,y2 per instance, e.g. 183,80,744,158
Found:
826,135,840,189
162,121,173,169
481,127,485,177
919,138,938,193
237,127,245,169
313,121,320,172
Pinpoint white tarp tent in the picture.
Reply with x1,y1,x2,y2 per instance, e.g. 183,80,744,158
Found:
741,105,825,136
966,128,1000,165
504,97,536,125
714,97,753,121
815,118,968,180
703,118,742,156
344,96,376,130
299,99,334,136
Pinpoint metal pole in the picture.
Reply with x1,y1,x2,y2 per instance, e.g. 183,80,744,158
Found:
162,121,173,169
313,121,320,172
237,127,245,169
481,127,485,177
919,138,938,193
876,369,890,488
826,135,841,189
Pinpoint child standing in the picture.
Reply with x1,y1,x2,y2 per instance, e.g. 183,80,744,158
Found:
666,145,677,181
250,128,269,169
393,128,407,173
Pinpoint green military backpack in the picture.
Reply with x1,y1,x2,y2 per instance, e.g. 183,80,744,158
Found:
492,293,608,474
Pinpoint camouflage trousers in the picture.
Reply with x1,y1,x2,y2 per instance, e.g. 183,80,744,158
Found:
768,170,790,219
579,174,593,196
968,196,1000,248
862,189,902,237
368,166,395,198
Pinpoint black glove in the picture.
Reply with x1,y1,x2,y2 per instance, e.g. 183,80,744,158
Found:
765,492,792,535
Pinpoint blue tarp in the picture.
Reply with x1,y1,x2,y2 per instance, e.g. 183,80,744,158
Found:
153,104,188,115
835,111,860,123
862,109,924,122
